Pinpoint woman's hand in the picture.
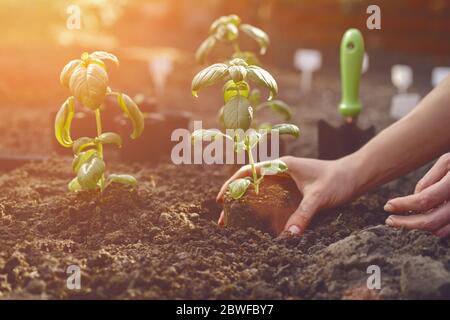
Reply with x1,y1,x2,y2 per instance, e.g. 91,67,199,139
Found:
384,153,450,238
216,156,360,236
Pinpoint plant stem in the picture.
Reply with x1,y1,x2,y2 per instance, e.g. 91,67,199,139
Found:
233,41,241,54
95,108,105,190
247,146,259,195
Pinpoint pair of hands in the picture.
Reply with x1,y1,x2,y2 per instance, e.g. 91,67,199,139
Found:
216,154,450,238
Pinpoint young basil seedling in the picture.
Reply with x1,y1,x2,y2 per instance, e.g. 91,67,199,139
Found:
56,51,145,192
191,57,299,198
196,14,269,65
197,14,295,130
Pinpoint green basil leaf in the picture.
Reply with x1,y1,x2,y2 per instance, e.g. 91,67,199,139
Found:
60,59,81,88
239,24,270,55
116,93,145,139
89,51,119,66
228,65,247,83
97,132,122,147
55,96,75,148
68,177,82,192
223,95,253,130
69,63,108,110
72,137,95,154
227,14,241,26
72,149,98,173
271,123,300,138
191,129,232,143
246,65,278,100
223,80,249,103
246,129,262,149
256,100,292,121
210,16,228,34
260,159,288,176
195,36,216,64
191,63,229,97
225,23,239,41
77,157,105,190
228,178,251,200
106,174,137,187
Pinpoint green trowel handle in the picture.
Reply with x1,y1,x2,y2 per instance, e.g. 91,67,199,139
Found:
339,28,365,119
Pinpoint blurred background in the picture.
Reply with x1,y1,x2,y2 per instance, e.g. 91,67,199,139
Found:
0,0,449,158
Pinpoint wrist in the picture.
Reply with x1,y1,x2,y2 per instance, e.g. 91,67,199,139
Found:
335,152,371,196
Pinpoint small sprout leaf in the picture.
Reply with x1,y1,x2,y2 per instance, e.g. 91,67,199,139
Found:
260,159,288,176
223,80,249,103
97,132,122,147
72,137,95,154
77,157,105,190
106,174,137,187
246,129,262,149
89,51,119,66
239,24,270,55
69,63,108,110
256,100,292,121
271,123,300,138
195,36,216,64
228,65,247,83
228,178,251,200
116,93,144,139
228,14,241,26
55,96,75,148
226,23,239,41
246,66,278,100
72,149,98,173
223,95,252,130
191,63,229,97
68,177,82,192
191,129,232,143
60,59,81,87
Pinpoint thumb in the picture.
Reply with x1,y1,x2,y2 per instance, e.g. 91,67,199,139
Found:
283,193,321,236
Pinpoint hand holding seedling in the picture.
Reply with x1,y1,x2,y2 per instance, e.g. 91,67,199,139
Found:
216,156,358,235
218,74,450,237
56,51,144,192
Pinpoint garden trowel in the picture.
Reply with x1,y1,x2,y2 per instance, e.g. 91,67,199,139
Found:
318,29,375,160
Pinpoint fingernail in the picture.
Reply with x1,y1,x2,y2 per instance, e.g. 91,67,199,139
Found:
385,217,394,226
384,202,394,212
288,225,301,235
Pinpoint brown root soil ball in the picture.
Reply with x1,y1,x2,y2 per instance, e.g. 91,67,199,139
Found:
223,174,302,236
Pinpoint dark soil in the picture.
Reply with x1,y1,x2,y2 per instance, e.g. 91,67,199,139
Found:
0,158,449,300
0,56,449,300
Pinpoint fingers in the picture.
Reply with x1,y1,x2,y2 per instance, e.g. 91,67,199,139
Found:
283,191,321,236
434,224,450,238
415,154,450,193
385,171,450,213
386,201,450,233
217,211,225,226
216,165,252,203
